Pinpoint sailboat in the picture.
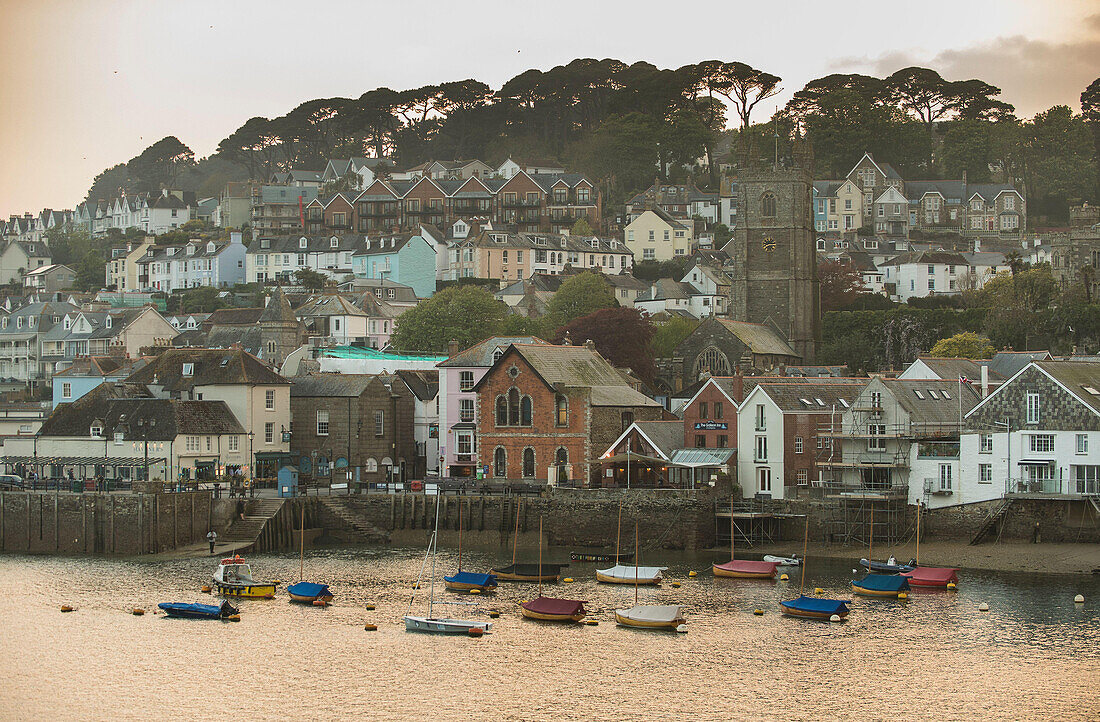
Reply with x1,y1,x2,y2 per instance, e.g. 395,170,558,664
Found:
901,501,960,588
712,495,780,579
287,501,335,604
614,521,685,630
851,502,909,598
492,499,568,582
444,499,498,592
779,515,851,620
405,492,492,634
520,517,587,623
597,501,666,585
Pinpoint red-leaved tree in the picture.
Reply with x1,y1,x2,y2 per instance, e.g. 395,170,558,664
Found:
553,307,656,384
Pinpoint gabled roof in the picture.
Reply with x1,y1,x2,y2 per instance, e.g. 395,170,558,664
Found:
39,384,243,438
750,378,865,412
713,319,798,358
125,348,289,390
879,250,969,267
206,308,264,327
880,378,982,424
53,356,146,378
295,293,368,318
396,369,439,401
437,336,549,368
291,373,383,397
987,350,1052,379
638,278,695,302
258,287,298,324
1032,361,1100,416
907,357,1000,382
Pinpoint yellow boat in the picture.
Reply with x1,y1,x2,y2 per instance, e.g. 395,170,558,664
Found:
614,605,685,629
712,560,779,579
213,556,280,599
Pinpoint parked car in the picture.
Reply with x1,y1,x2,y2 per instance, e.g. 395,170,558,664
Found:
0,474,24,489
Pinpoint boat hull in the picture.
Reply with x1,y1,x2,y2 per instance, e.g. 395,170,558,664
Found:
404,616,492,634
214,581,278,599
763,555,800,566
492,570,559,583
712,563,776,579
779,601,850,620
158,601,237,619
570,551,634,563
595,571,662,585
288,591,334,603
444,579,497,592
614,610,685,629
851,583,904,597
859,558,915,573
519,607,585,622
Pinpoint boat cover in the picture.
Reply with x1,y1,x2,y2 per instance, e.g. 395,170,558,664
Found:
853,574,910,592
597,564,667,581
714,560,780,574
780,595,850,615
492,563,568,576
444,571,497,586
158,601,237,618
521,596,585,616
901,567,959,584
860,558,915,573
616,605,683,624
287,582,331,597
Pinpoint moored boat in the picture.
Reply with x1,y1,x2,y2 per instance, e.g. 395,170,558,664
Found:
859,557,916,573
405,616,492,634
851,574,910,597
287,582,334,604
763,554,800,566
158,600,238,620
570,551,634,563
490,563,567,582
212,556,279,598
614,604,685,629
713,560,780,579
595,564,666,585
901,566,959,588
779,595,850,620
520,595,587,622
444,571,498,592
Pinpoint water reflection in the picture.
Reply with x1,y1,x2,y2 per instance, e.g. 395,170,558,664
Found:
1,547,1097,721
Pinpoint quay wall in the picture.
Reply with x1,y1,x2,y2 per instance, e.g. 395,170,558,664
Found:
0,492,236,555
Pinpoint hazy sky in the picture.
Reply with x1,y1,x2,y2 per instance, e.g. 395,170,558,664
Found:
2,0,1098,218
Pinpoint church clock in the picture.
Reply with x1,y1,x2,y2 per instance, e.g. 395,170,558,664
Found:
761,236,776,252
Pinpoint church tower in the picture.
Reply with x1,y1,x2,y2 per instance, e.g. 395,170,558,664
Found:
722,140,820,362
258,286,304,368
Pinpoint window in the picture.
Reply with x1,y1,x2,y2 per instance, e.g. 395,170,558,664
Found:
228,436,239,452
1077,434,1089,455
796,469,808,486
456,432,473,455
374,410,384,437
758,467,771,492
714,401,723,419
316,410,329,436
494,447,506,477
979,464,992,484
459,371,475,390
265,389,275,411
114,431,124,445
265,422,274,444
185,435,199,451
1026,392,1040,424
754,436,767,462
520,396,532,426
206,436,212,451
754,404,766,431
870,391,882,408
182,363,194,376
522,448,535,478
699,402,708,420
1029,434,1054,453
939,464,953,492
696,435,706,449
496,396,507,426
868,424,886,451
648,230,655,241
62,382,71,399
794,436,803,454
1073,465,1100,494
716,435,728,449
459,398,475,422
643,249,655,260
979,434,993,453
762,193,777,217
555,395,568,426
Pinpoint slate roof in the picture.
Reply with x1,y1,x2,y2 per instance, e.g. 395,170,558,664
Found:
259,287,298,324
396,369,439,401
437,336,549,368
631,420,686,458
125,348,289,390
637,278,695,302
40,384,243,439
53,356,146,378
291,373,381,397
493,343,660,407
295,293,368,318
880,250,969,267
988,350,1052,379
881,379,982,424
205,308,264,327
912,357,1000,382
714,319,799,358
753,379,865,412
1033,361,1100,415
351,233,417,256
249,233,360,254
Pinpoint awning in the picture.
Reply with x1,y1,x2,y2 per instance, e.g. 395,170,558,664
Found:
589,452,673,466
1016,459,1055,465
669,448,736,467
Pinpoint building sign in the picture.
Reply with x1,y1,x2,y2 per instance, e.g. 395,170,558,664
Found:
694,422,728,430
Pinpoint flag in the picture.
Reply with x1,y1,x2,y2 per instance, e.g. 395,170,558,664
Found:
959,375,969,384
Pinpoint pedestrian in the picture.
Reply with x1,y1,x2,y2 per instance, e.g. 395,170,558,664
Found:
1032,521,1041,544
207,529,218,555
236,498,245,521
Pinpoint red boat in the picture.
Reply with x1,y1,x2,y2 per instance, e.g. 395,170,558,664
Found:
901,567,959,588
520,596,586,622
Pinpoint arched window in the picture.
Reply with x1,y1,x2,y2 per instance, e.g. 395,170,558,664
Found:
494,447,507,478
508,388,520,426
555,395,568,426
621,411,634,431
520,396,533,426
555,447,568,465
693,346,731,378
762,192,777,217
366,458,378,472
267,340,277,355
496,396,507,426
522,448,535,478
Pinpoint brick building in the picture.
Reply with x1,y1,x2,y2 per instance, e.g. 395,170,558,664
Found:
681,376,744,449
289,373,416,488
473,342,664,485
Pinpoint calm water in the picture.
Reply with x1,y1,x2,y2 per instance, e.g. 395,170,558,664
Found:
1,546,1098,721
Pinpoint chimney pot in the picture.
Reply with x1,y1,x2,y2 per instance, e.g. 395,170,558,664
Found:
584,338,596,351
448,339,459,357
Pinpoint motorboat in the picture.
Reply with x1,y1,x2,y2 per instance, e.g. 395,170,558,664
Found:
859,557,916,574
763,554,800,566
158,600,238,620
212,555,279,598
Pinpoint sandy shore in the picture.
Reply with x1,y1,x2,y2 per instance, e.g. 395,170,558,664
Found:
739,540,1100,575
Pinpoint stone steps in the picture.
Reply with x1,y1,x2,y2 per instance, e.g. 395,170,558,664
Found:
318,498,390,543
222,499,285,545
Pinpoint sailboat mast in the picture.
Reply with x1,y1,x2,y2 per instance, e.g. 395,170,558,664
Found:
458,498,463,571
537,515,544,597
428,491,441,618
730,493,735,561
634,521,639,605
615,500,622,560
299,500,306,582
916,500,921,565
799,515,809,595
869,501,874,565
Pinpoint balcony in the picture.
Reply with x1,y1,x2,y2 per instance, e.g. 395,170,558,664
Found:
923,478,953,495
500,198,541,208
360,206,399,217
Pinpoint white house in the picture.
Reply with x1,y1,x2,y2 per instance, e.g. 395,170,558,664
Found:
880,250,972,301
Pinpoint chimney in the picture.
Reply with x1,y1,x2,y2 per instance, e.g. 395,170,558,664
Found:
981,365,989,399
584,338,596,351
448,339,459,357
962,169,967,186
562,332,572,346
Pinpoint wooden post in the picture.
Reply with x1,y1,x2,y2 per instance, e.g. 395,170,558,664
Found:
110,494,116,554
0,491,4,551
26,493,31,551
54,491,59,552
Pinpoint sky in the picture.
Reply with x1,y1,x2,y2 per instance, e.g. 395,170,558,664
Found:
1,0,1098,218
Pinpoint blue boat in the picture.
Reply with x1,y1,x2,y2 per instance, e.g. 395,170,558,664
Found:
779,595,850,620
287,582,334,604
852,574,911,597
444,571,498,592
158,600,238,619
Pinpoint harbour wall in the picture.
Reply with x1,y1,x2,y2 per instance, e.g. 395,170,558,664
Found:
0,491,236,555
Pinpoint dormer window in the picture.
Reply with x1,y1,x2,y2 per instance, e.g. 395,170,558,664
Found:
299,237,308,249
63,316,71,330
105,317,112,329
182,362,194,376
261,239,270,249
330,237,339,248
186,245,195,255
207,242,216,253
90,422,103,438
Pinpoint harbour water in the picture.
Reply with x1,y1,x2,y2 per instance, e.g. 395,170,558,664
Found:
1,547,1098,721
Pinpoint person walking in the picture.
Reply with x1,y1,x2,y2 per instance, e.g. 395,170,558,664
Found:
236,498,245,521
207,529,218,555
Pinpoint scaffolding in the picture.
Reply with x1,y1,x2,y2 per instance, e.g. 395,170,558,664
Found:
714,497,803,547
825,494,907,547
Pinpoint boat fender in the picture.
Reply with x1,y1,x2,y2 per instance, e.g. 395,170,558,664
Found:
469,589,481,595
753,609,764,616
947,582,957,590
467,627,484,637
365,603,376,610
897,593,908,600
829,614,842,622
687,571,698,578
814,588,824,595
272,580,282,585
201,585,212,593
364,623,378,631
1074,594,1085,604
780,574,789,581
60,605,74,612
312,599,327,607
978,603,989,612
228,615,241,622
488,611,500,619
675,624,688,633
132,608,145,616
563,577,574,583
411,583,421,590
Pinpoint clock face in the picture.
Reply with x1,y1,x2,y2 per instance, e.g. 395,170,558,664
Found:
761,237,776,252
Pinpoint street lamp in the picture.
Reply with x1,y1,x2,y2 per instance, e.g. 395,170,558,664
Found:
138,417,156,485
247,430,255,489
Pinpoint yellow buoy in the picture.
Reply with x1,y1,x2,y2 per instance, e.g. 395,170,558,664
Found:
814,588,824,595
364,623,378,631
488,611,500,619
978,602,989,612
365,603,376,610
584,619,598,626
1074,594,1085,604
60,605,74,613
412,583,421,590
780,574,789,581
469,589,481,595
563,577,574,583
947,582,957,590
671,582,681,588
228,614,241,622
272,579,281,585
688,571,698,578
753,609,764,616
897,593,908,600
201,585,212,593
132,608,145,616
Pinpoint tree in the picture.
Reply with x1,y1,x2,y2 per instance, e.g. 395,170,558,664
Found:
179,286,229,313
553,307,656,383
390,285,507,352
570,217,594,236
972,267,1057,312
294,268,327,291
1082,77,1100,199
546,271,616,326
652,316,700,358
818,259,865,312
930,332,995,359
73,250,106,292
